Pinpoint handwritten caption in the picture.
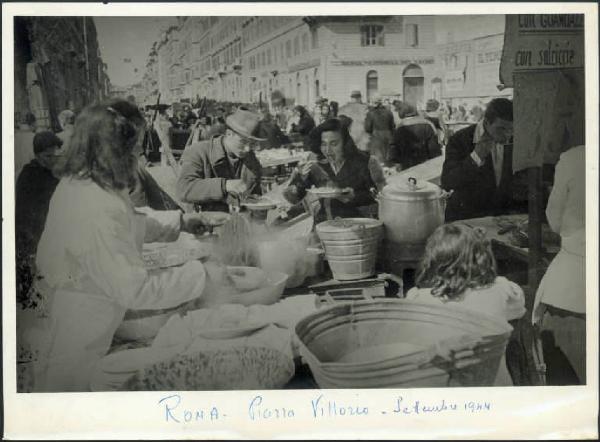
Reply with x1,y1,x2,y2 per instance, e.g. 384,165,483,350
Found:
157,393,492,424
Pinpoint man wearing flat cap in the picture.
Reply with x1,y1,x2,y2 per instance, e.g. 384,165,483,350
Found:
177,107,265,212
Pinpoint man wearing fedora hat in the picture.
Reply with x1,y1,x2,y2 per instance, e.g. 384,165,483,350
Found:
177,107,265,212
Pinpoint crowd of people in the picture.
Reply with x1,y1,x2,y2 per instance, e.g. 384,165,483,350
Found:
13,87,585,391
156,91,454,169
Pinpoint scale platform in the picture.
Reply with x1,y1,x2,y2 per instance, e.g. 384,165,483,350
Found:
309,273,403,305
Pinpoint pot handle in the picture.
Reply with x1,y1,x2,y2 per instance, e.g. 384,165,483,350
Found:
440,189,454,211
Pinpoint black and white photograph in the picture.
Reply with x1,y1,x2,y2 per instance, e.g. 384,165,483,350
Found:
3,3,598,439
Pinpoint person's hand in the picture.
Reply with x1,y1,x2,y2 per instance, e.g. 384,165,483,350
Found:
298,160,317,178
473,142,492,162
199,211,231,227
181,212,230,234
335,187,355,203
266,205,290,226
225,179,249,197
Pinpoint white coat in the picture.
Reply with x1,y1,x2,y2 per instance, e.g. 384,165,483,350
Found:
34,177,207,391
534,145,586,318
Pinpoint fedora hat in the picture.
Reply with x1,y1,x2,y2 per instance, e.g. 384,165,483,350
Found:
225,107,266,142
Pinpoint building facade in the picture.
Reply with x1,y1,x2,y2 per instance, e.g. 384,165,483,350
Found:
433,15,512,107
141,15,509,111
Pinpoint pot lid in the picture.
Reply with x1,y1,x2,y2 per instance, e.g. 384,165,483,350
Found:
381,177,442,200
316,217,383,233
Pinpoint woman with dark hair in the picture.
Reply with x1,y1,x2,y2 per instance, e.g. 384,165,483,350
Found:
283,118,385,222
33,100,229,391
290,105,315,149
314,103,332,126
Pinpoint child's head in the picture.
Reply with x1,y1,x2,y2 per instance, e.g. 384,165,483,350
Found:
416,224,497,300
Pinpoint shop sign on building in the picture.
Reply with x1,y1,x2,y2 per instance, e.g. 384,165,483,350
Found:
288,58,321,73
444,69,465,92
474,33,505,96
500,14,584,86
335,57,434,66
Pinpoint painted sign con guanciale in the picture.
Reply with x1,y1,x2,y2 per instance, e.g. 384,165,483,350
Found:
500,14,584,86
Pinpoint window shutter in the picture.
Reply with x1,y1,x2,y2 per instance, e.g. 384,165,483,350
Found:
360,26,366,46
377,26,385,46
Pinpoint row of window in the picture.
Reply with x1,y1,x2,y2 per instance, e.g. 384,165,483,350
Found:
359,24,419,47
161,22,419,78
247,30,314,71
242,17,294,47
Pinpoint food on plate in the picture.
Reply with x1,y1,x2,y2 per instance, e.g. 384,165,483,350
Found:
308,185,350,196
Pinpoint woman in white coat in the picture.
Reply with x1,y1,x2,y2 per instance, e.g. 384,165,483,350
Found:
533,145,586,384
34,102,228,392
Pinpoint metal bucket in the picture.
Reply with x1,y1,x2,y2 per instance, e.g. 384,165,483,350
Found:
321,238,380,256
327,254,378,281
316,218,383,280
296,299,512,388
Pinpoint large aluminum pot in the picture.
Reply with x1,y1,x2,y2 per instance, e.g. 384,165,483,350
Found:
376,177,449,244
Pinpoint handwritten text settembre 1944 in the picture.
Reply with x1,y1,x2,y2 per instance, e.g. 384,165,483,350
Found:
156,394,492,424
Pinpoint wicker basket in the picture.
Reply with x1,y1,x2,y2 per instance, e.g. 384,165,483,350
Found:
122,347,295,391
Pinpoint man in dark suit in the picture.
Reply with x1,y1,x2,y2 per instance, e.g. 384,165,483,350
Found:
441,98,525,222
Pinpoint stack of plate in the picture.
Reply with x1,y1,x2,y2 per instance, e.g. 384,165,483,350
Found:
295,299,512,388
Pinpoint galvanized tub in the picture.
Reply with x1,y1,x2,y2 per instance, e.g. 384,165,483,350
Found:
295,299,512,388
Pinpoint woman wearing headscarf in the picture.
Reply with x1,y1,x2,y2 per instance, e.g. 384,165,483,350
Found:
33,101,229,391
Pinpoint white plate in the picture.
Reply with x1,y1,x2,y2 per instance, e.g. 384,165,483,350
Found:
241,197,278,211
307,187,350,198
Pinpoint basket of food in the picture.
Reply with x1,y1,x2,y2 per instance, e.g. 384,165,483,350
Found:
295,299,512,388
95,303,297,391
122,346,295,390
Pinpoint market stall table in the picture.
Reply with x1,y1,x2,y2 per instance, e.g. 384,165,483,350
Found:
456,214,559,386
456,214,560,268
